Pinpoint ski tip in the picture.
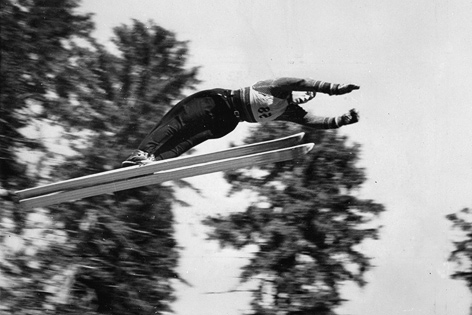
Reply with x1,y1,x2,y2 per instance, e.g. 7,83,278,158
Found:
294,132,305,141
304,142,315,153
279,132,305,142
290,143,315,157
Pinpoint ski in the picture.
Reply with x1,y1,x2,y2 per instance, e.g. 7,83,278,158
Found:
15,133,305,200
18,143,314,210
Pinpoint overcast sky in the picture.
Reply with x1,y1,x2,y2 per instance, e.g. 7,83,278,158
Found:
80,1,472,314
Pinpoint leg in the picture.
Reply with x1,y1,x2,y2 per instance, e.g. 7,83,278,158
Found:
155,129,214,160
121,117,185,167
138,94,218,155
138,117,184,154
123,89,238,165
154,97,240,159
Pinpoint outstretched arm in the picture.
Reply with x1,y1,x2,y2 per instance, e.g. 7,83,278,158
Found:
258,77,359,96
276,104,359,129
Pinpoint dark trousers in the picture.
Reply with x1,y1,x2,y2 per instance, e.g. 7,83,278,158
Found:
138,89,239,160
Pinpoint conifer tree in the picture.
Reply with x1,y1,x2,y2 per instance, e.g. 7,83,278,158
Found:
1,1,199,313
49,20,199,314
1,0,95,313
447,208,472,310
0,0,93,202
206,123,385,314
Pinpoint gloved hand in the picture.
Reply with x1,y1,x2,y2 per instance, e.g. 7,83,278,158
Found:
336,84,360,95
338,108,360,126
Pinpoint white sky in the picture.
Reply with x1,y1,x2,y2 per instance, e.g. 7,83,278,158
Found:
79,1,472,314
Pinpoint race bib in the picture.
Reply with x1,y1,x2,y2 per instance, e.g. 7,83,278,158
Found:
249,87,289,122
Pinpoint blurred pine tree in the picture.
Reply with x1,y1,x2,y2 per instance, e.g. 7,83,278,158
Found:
1,2,199,313
447,207,472,312
205,123,385,315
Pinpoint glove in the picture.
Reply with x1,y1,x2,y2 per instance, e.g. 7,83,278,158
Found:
337,108,359,126
336,84,360,95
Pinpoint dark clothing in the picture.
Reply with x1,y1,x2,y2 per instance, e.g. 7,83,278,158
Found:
139,89,239,160
136,77,352,160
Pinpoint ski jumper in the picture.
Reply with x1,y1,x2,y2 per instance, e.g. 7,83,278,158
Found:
135,77,355,161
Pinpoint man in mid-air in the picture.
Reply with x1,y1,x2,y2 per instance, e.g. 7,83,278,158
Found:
122,77,360,167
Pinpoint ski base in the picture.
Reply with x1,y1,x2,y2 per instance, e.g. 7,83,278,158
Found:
16,132,306,200
15,134,314,210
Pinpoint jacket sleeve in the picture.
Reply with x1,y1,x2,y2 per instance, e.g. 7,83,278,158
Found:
266,77,341,96
275,103,340,129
